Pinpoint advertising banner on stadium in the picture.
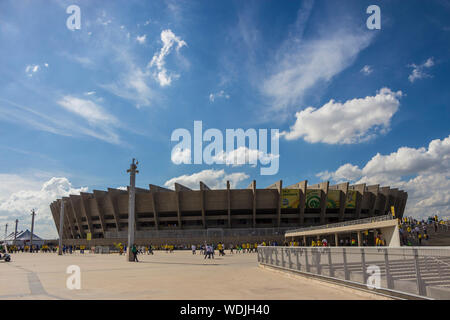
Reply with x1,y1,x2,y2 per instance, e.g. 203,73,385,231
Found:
327,190,341,208
346,191,357,208
281,189,300,209
306,190,321,209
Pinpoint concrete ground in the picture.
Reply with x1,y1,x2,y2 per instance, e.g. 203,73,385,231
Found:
0,251,389,300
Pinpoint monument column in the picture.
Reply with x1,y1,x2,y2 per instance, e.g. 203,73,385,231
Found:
127,159,139,262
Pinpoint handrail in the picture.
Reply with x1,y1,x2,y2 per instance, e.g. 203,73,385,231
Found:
286,215,393,235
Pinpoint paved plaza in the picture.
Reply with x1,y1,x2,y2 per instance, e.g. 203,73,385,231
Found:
0,251,390,300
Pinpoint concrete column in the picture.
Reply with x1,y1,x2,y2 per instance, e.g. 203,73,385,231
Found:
276,181,283,228
367,185,379,217
303,235,306,246
13,219,18,246
175,191,182,229
353,184,366,220
357,231,362,246
200,182,207,228
337,182,349,222
251,180,256,228
150,192,159,231
299,181,307,226
127,159,138,262
319,182,329,225
58,202,64,255
227,181,231,228
335,233,339,246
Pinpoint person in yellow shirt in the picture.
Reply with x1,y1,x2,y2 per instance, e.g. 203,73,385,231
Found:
311,240,316,247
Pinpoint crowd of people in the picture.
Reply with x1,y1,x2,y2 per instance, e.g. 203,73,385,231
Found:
399,215,448,246
2,215,447,257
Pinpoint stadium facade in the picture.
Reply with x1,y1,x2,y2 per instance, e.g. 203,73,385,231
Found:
50,180,407,246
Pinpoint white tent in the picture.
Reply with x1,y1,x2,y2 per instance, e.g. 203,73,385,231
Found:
4,229,45,246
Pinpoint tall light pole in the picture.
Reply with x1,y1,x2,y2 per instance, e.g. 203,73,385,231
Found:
58,200,65,255
3,223,7,242
30,209,36,252
3,224,8,253
127,158,139,262
13,219,18,247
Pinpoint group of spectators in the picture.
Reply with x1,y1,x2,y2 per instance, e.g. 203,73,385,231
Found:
1,244,58,253
399,215,448,246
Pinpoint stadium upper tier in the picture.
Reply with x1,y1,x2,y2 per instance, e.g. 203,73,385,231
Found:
50,180,407,242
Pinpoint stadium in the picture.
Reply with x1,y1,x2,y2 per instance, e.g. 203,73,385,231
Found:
50,179,407,246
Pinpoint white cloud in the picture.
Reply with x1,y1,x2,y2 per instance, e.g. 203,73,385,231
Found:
317,164,362,182
57,96,118,126
102,65,156,108
164,169,249,190
171,147,191,165
282,88,403,144
61,53,94,68
136,34,146,44
44,63,49,68
0,176,87,239
212,146,279,167
148,29,187,87
84,91,96,96
56,96,121,144
316,135,450,220
209,90,230,102
25,64,40,77
408,57,435,83
361,65,373,75
261,27,373,115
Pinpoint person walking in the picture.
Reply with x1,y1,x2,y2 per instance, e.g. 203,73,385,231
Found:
132,244,139,262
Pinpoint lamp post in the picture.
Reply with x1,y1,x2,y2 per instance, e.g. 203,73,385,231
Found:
30,209,36,252
13,219,18,246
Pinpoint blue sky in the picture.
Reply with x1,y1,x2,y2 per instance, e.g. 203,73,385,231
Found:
0,0,449,238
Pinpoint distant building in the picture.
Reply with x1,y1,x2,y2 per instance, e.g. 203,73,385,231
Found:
50,179,407,246
4,229,45,246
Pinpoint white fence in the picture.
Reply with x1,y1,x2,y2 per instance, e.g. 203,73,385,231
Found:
258,246,450,299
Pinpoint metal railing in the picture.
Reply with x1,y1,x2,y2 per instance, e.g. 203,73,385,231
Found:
258,246,450,300
286,215,393,235
105,227,294,240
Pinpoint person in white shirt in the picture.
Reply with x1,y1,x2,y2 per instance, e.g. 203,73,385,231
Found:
191,244,196,255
